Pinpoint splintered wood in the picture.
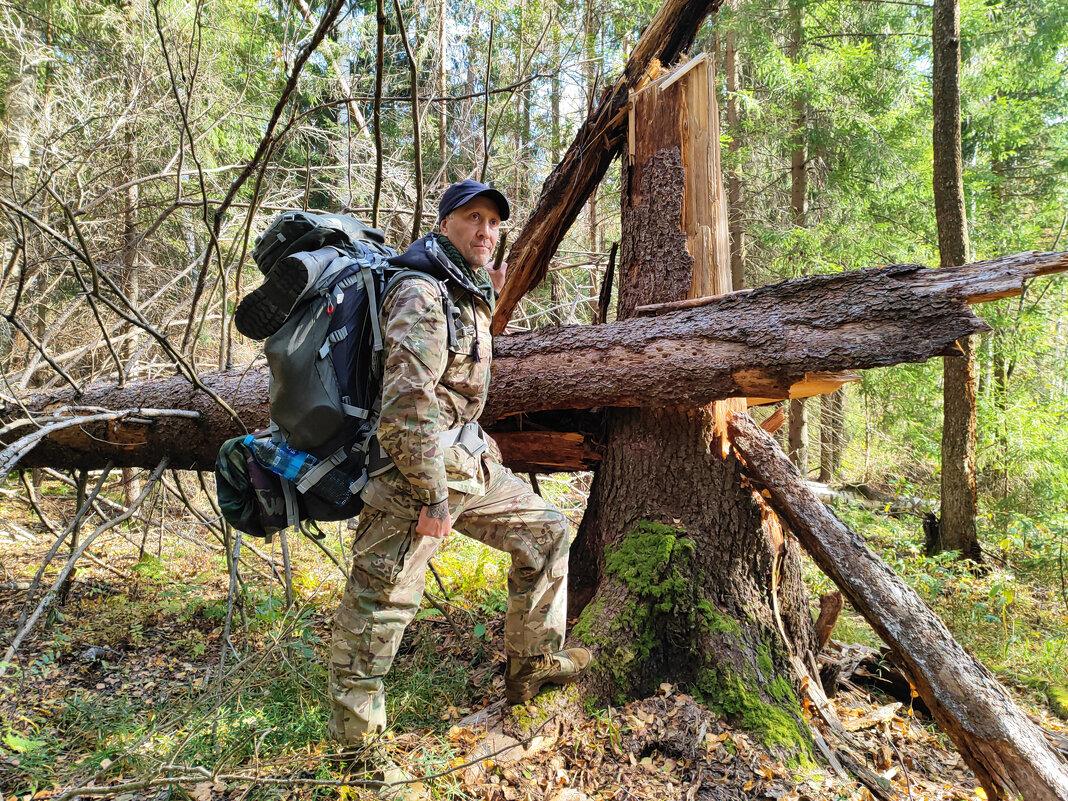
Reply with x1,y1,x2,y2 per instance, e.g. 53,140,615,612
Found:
627,54,745,453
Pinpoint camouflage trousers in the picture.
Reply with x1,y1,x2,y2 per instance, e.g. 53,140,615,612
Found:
328,458,569,744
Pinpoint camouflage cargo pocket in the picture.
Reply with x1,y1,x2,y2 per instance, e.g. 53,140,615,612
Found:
350,511,418,585
443,444,479,482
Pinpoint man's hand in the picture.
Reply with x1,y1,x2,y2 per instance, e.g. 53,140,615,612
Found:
416,499,451,539
487,259,507,294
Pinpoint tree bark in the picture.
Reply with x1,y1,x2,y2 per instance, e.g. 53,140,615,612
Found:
492,0,724,332
785,0,809,474
938,336,980,558
120,57,142,505
729,411,1068,801
3,251,1065,472
567,60,817,756
788,397,808,474
933,0,979,559
437,0,447,167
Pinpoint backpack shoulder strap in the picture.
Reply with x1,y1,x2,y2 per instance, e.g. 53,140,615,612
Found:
381,270,459,349
381,269,441,299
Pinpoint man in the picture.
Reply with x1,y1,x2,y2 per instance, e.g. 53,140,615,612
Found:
328,180,591,788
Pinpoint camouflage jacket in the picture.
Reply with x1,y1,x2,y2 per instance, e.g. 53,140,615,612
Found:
360,236,499,517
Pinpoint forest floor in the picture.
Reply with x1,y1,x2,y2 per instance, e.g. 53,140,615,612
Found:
1,477,1066,801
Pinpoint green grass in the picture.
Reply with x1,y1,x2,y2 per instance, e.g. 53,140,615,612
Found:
0,522,518,799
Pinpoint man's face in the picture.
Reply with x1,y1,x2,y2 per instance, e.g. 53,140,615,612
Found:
439,196,502,268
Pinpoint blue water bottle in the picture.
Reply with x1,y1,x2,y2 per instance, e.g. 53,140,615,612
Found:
243,436,354,505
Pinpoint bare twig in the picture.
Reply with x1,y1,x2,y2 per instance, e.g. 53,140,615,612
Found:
17,462,115,629
217,523,243,689
184,0,348,352
597,241,618,324
53,775,210,801
426,561,475,646
479,17,496,181
393,0,422,243
278,527,294,609
372,0,386,229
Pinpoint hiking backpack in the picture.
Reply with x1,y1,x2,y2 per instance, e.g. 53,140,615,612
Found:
215,211,458,541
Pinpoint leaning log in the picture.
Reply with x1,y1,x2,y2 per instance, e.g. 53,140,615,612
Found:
491,0,724,332
728,410,1068,801
3,251,1066,472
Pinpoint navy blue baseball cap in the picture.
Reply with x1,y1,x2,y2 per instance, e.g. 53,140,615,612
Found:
438,179,510,222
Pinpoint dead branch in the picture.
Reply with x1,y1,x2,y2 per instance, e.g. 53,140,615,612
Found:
17,462,116,630
392,0,423,242
728,411,1068,801
0,407,199,478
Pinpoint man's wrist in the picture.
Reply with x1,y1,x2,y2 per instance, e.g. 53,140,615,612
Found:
424,499,449,520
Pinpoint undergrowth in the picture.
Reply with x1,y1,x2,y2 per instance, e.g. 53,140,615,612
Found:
2,473,1067,799
808,504,1068,698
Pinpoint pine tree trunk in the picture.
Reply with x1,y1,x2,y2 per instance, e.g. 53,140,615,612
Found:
785,0,809,475
788,398,808,474
933,0,979,559
818,389,843,484
568,60,815,749
939,337,979,558
121,104,142,506
437,0,447,168
724,0,745,291
991,342,1008,497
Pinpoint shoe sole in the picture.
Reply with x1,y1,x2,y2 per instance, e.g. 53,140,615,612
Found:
235,257,310,340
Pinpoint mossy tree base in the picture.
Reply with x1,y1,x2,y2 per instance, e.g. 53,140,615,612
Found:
569,406,817,758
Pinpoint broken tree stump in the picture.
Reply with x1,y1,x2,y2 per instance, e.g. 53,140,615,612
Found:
492,0,724,332
728,410,1068,801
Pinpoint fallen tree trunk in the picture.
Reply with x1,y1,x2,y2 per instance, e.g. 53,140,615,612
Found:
728,410,1068,801
3,251,1065,472
0,374,605,473
491,0,723,332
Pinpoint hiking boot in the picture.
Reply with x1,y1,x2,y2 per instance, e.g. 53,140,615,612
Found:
234,252,315,340
340,743,426,800
505,647,592,704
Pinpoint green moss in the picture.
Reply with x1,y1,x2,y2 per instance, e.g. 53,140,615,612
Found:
694,668,810,758
757,644,774,677
696,600,742,638
766,676,795,705
604,521,694,613
573,521,698,698
571,595,605,645
510,683,580,734
1049,685,1068,720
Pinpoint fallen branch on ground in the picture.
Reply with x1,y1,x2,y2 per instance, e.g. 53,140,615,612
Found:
728,410,1068,801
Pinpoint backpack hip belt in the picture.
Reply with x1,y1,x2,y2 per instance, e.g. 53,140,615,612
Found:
364,421,489,479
